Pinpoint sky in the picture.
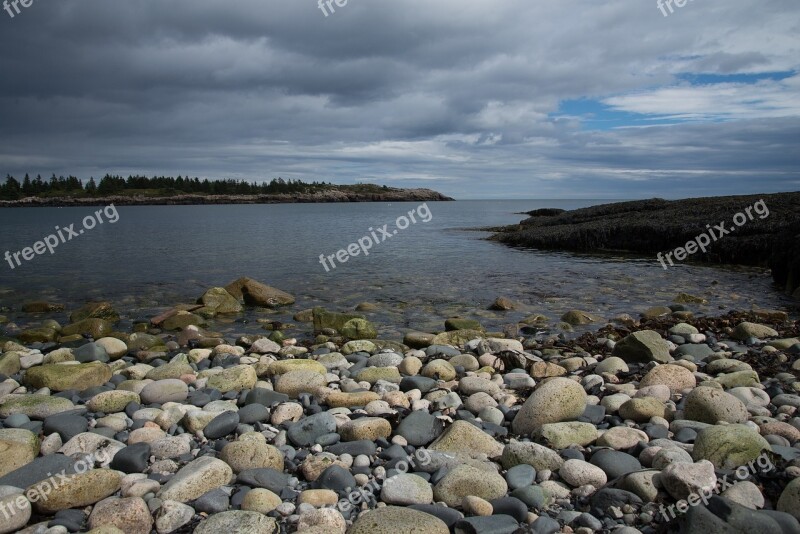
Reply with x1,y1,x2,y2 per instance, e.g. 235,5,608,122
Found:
0,0,798,199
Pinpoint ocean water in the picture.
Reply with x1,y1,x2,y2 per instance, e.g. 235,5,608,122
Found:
0,200,792,338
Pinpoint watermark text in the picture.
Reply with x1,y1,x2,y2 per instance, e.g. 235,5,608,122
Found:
4,204,120,271
657,199,769,270
319,203,432,272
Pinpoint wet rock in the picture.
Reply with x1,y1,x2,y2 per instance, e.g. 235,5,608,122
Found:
225,277,294,308
613,330,673,363
732,322,779,340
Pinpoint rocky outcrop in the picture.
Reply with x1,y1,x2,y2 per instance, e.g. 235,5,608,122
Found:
491,192,800,296
770,222,800,298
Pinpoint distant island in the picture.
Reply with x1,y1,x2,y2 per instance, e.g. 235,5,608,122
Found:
0,174,454,206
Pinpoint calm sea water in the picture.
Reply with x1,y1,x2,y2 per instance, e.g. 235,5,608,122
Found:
0,200,792,339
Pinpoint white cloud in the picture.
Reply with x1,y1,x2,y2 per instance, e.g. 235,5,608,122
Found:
603,75,800,121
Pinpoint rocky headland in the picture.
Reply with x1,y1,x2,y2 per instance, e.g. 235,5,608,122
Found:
490,192,800,298
0,188,453,208
0,277,800,533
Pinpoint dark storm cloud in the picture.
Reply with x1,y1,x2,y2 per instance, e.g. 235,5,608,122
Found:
0,0,797,198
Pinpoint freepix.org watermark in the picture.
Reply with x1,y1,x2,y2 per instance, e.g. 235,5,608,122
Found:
657,199,769,270
325,449,431,513
0,450,111,521
3,0,34,19
658,453,774,521
657,0,695,17
4,204,120,270
318,0,349,17
318,203,433,272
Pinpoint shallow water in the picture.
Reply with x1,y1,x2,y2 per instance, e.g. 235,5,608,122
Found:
0,200,792,338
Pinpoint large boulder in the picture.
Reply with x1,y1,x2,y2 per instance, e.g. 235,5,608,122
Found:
60,318,114,339
197,288,243,314
639,364,696,393
512,377,587,435
341,318,378,340
205,365,257,393
0,353,21,375
561,310,602,325
31,469,122,513
349,506,449,534
225,277,295,308
429,420,503,459
18,327,58,343
88,496,153,534
732,322,779,340
433,465,508,507
24,362,112,392
0,395,75,419
0,429,40,477
684,387,749,424
194,511,277,534
312,308,365,333
612,330,673,363
693,425,770,469
158,456,233,503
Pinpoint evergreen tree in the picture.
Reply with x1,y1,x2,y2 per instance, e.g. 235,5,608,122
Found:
0,175,21,200
22,174,33,196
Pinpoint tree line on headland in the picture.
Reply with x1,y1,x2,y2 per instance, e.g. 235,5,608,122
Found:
0,173,353,200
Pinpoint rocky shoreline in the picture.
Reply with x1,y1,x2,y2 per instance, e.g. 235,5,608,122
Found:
1,278,800,533
490,192,800,299
0,188,454,208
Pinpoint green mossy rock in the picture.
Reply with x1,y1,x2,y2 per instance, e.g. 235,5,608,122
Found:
312,307,365,333
431,329,484,347
198,288,243,314
61,319,114,339
24,362,113,392
70,301,120,324
18,327,58,343
341,318,378,340
444,318,483,332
